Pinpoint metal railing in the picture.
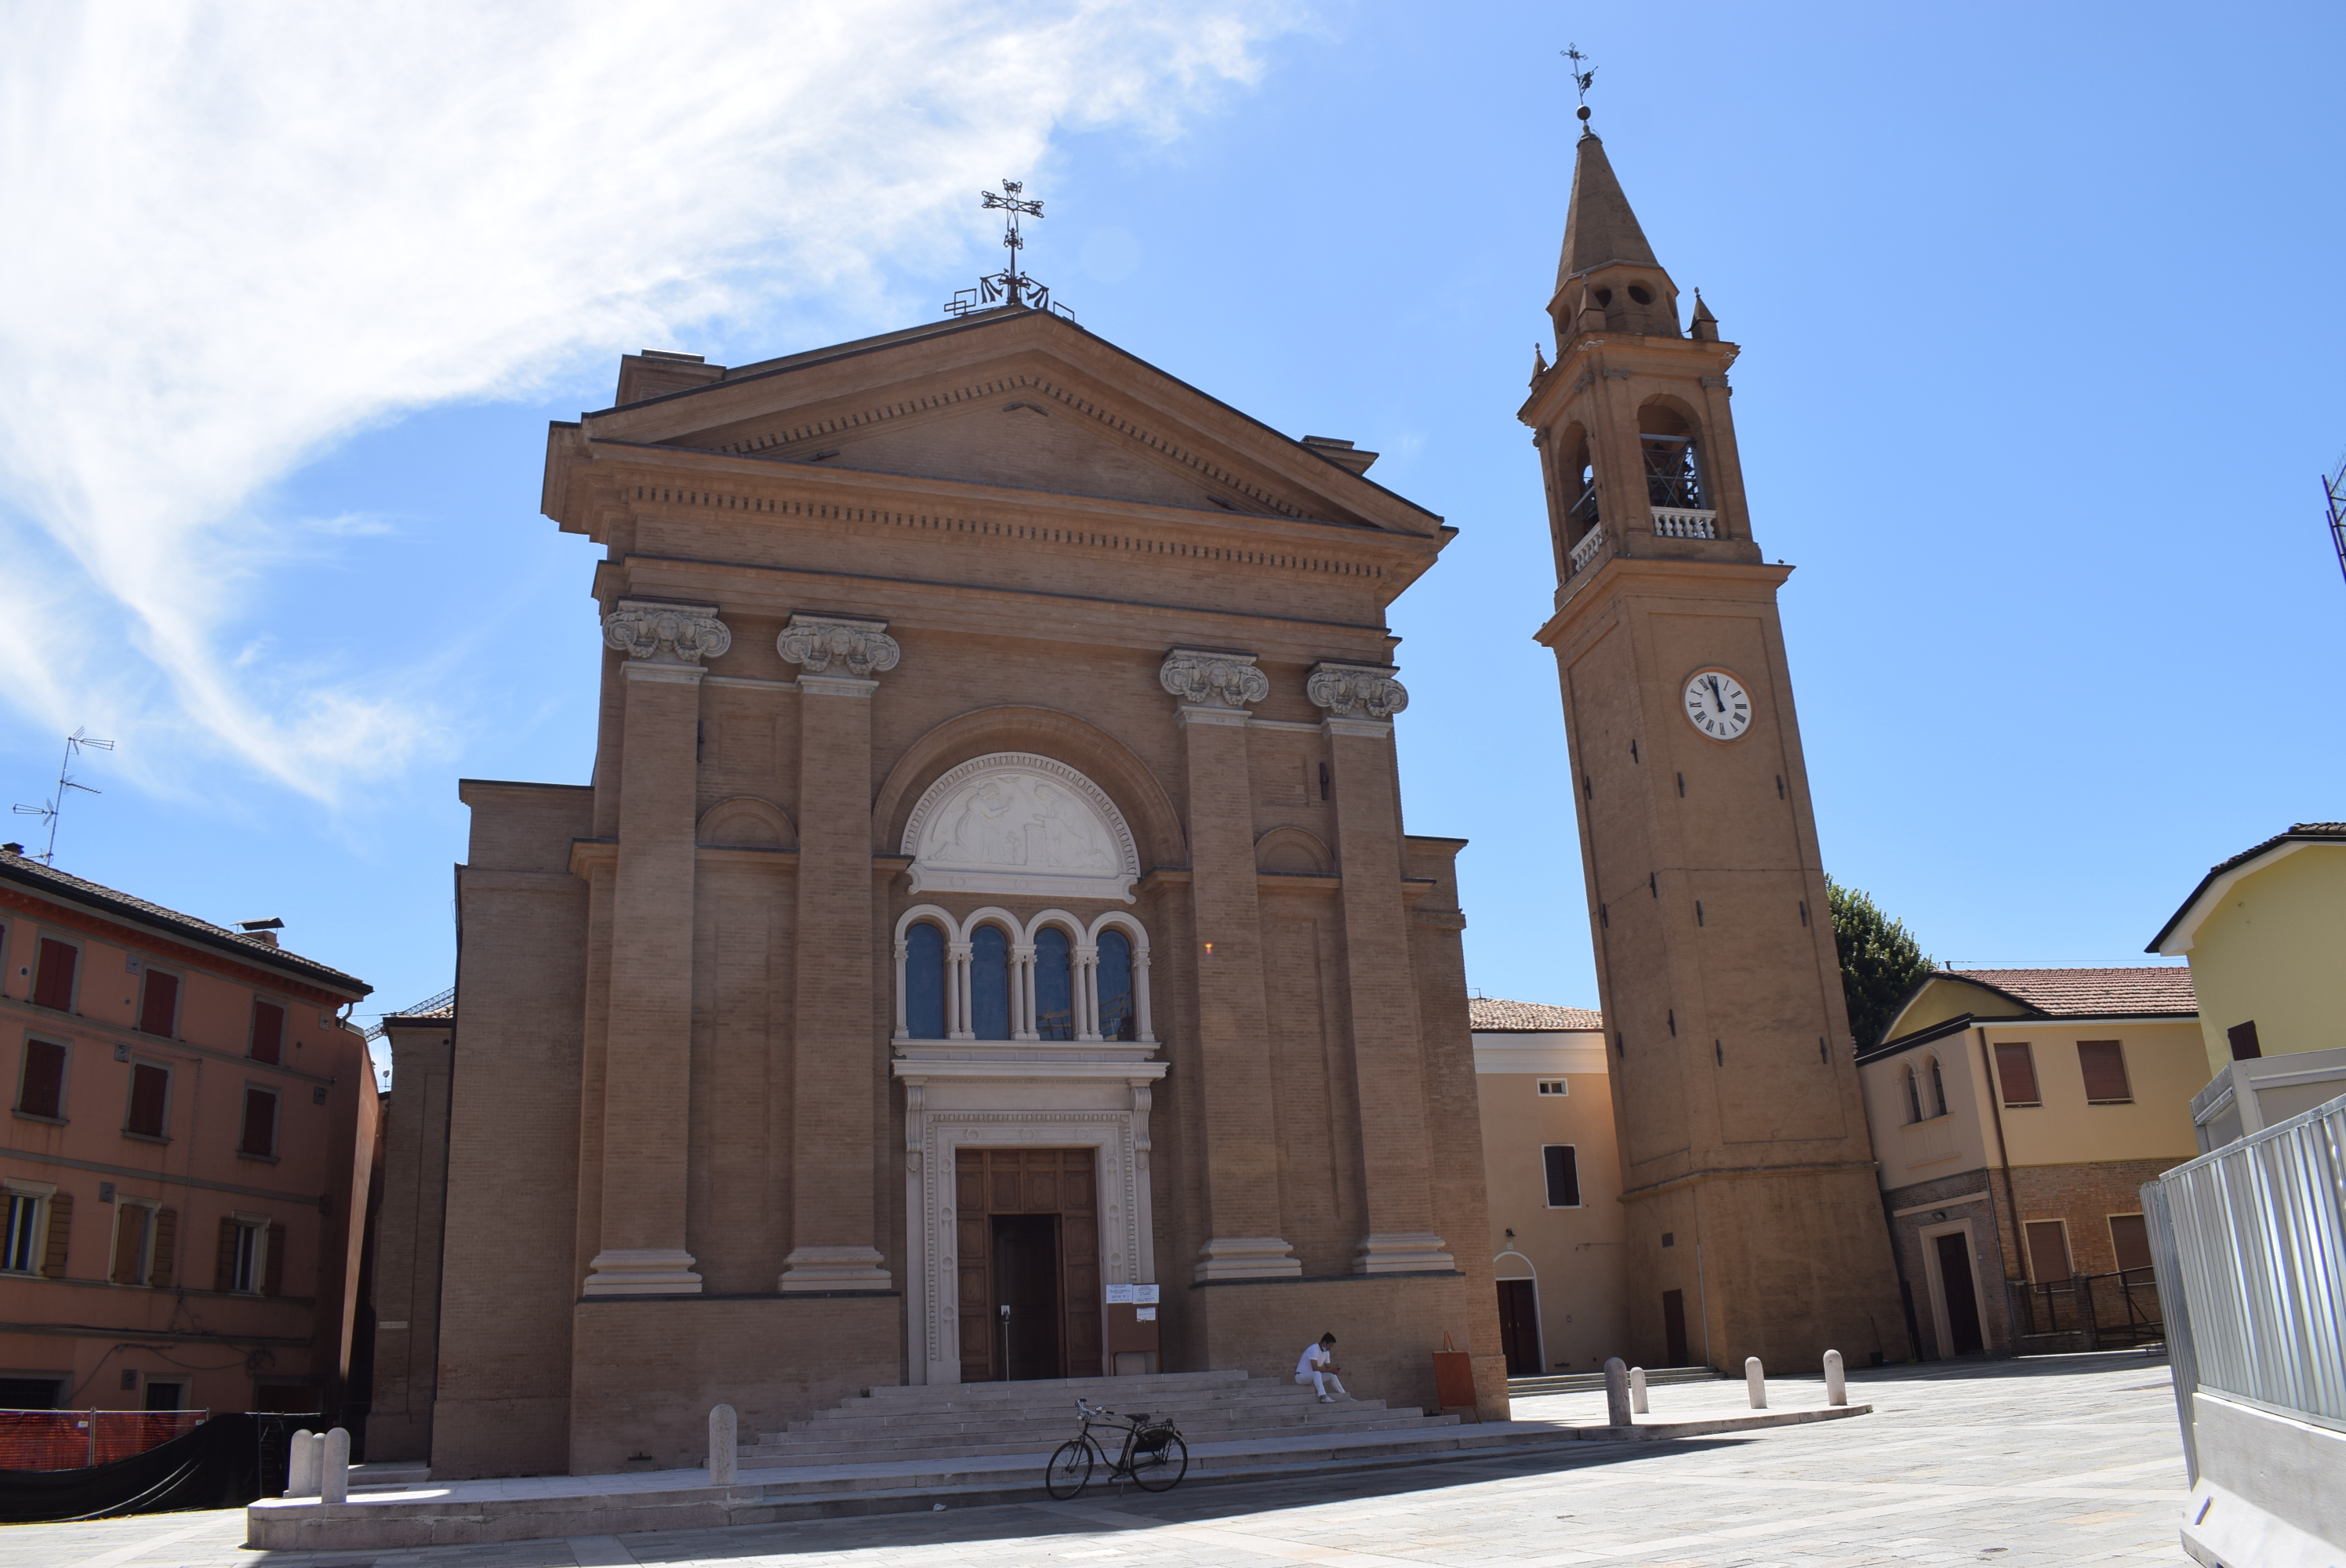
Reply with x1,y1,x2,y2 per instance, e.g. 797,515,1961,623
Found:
2155,1091,2346,1427
0,1409,208,1470
2006,1268,2165,1351
1650,507,1718,539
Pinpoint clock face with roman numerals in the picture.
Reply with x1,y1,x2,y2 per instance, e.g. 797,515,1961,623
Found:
1681,668,1752,742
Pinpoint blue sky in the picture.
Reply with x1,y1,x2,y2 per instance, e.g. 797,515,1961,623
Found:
4,1,2341,1065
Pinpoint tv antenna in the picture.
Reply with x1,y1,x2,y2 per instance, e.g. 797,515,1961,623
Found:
1563,44,1598,131
2326,455,2346,588
945,180,1073,321
13,728,114,867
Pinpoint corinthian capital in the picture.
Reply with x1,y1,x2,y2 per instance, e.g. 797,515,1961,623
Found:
778,614,900,678
1306,661,1409,720
1160,648,1269,710
603,599,732,665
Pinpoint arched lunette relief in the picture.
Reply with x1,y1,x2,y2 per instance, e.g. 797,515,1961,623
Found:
901,753,1139,902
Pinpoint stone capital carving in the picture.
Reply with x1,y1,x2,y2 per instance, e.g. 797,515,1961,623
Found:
1306,660,1409,720
779,613,900,678
1160,648,1268,711
602,599,731,666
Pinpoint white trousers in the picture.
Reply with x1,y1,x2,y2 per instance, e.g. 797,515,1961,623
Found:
1296,1370,1347,1398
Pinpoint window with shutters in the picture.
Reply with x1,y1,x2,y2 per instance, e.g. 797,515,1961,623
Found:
2077,1040,2132,1104
249,1000,285,1065
2,1190,45,1274
2023,1219,2072,1283
1993,1042,2040,1107
2109,1213,2152,1274
136,970,179,1037
2226,1020,2261,1062
238,1087,279,1159
1542,1145,1582,1207
263,1220,286,1296
220,1216,267,1294
112,1201,156,1286
16,1038,67,1121
124,1062,170,1140
31,938,77,1011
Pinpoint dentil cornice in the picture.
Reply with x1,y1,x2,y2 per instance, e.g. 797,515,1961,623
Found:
1306,660,1409,720
1160,648,1269,710
779,613,901,678
602,599,732,665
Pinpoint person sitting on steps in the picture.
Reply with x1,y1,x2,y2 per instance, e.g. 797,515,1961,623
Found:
1295,1333,1347,1402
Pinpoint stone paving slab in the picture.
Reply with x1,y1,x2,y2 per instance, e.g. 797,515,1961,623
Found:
4,1352,2191,1568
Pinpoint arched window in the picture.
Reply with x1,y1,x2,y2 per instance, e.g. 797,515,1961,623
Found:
1638,405,1711,524
1904,1064,1924,1125
1033,927,1074,1041
970,925,1012,1040
1096,929,1136,1042
1928,1054,1948,1119
904,921,947,1040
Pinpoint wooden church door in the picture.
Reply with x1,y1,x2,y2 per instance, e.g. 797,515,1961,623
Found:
955,1147,1103,1381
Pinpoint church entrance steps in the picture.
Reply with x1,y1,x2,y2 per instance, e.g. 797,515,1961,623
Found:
743,1370,1447,1464
1504,1365,1723,1398
245,1402,1871,1551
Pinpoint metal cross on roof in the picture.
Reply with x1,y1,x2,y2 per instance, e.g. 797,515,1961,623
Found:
946,179,1073,320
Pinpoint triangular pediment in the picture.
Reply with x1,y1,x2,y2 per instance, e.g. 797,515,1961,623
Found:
579,309,1437,534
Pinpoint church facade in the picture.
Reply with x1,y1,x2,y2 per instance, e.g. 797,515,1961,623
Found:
434,309,1505,1476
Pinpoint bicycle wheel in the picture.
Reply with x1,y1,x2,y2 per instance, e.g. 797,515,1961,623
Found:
1129,1431,1188,1492
1045,1439,1094,1500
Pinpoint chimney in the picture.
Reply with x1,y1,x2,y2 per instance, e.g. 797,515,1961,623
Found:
238,917,285,949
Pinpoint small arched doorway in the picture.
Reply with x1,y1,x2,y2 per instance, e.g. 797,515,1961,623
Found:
1494,1251,1542,1377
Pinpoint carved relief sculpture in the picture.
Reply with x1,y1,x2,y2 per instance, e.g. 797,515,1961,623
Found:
1306,661,1410,720
602,599,732,665
902,753,1140,902
1158,647,1269,710
777,613,902,677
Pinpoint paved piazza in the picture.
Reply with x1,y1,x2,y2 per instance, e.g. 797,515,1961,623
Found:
20,1354,2189,1568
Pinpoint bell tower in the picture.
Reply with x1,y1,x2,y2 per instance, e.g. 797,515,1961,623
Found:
1523,122,1901,1371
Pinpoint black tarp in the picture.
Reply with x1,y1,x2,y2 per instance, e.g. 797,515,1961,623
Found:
0,1413,274,1523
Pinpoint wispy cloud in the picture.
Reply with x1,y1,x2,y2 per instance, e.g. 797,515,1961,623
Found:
0,0,1295,802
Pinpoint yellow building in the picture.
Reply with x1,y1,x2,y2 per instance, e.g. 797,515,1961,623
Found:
2148,822,2346,1148
1861,969,2201,1359
1469,999,1631,1379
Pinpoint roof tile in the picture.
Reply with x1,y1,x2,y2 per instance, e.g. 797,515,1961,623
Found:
1469,997,1605,1033
1946,966,2195,1018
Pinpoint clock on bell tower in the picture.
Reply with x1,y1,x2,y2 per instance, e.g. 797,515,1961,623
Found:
1523,122,1901,1373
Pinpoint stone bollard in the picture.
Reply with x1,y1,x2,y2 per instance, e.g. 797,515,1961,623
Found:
1603,1356,1632,1427
709,1403,739,1486
285,1428,314,1497
320,1428,350,1504
1823,1348,1846,1407
1629,1366,1649,1415
1745,1356,1767,1409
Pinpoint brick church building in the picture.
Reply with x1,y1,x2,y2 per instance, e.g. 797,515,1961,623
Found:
430,296,1505,1475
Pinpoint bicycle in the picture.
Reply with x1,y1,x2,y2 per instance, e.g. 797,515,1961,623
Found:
1044,1397,1188,1498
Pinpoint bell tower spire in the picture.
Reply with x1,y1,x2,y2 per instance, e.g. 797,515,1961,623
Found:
1520,99,1903,1376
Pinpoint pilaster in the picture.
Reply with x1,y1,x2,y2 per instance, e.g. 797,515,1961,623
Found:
584,600,731,1295
778,613,900,1292
1159,648,1299,1282
1308,662,1453,1274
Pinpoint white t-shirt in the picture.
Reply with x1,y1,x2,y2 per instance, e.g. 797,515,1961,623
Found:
1297,1342,1332,1375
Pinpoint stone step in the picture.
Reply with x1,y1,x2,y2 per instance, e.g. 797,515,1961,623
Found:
741,1411,1456,1468
751,1402,1438,1448
1505,1366,1724,1397
774,1383,1354,1436
854,1370,1248,1403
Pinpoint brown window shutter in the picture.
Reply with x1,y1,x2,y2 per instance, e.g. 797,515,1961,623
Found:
126,1065,169,1138
263,1222,285,1297
136,972,178,1037
2078,1040,2131,1102
40,1193,70,1279
17,1040,65,1119
250,1002,285,1065
149,1208,176,1288
2024,1219,2071,1283
32,939,75,1011
241,1090,277,1157
2109,1214,2152,1273
2227,1021,2261,1061
215,1217,238,1293
112,1208,146,1285
1993,1043,2040,1105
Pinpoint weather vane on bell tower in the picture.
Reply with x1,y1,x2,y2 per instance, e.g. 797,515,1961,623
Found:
1563,45,1596,133
946,179,1073,320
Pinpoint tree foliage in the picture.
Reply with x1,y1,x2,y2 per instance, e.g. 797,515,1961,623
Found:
1827,877,1937,1051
